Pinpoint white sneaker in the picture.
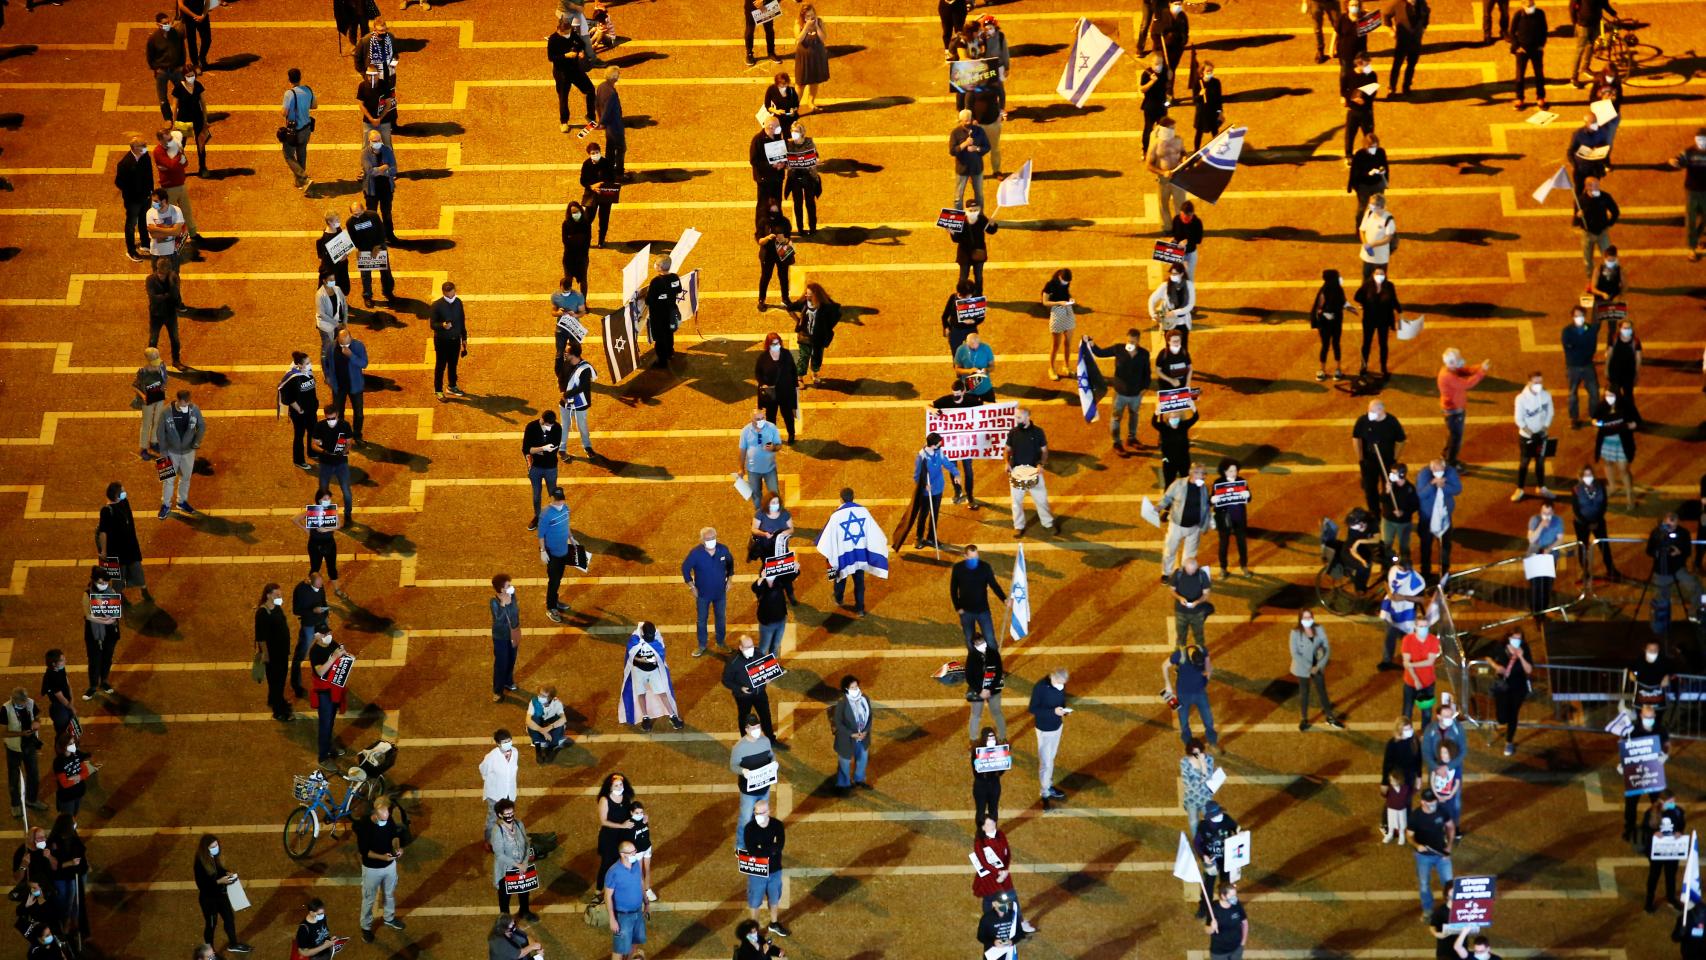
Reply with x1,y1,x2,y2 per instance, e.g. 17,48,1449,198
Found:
644,888,658,902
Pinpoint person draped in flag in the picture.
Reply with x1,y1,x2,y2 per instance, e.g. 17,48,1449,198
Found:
816,487,889,617
617,622,682,733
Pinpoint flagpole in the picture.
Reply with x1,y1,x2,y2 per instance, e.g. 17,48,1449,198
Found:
926,475,941,561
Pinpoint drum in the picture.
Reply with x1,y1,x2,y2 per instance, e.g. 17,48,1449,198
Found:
1008,465,1040,490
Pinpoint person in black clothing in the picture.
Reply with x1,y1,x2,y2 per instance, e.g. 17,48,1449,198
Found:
312,406,355,521
549,17,596,132
172,71,211,175
976,895,1026,956
278,352,319,470
942,279,983,356
1170,202,1205,281
750,120,787,218
1644,791,1686,912
756,206,795,311
1390,0,1429,94
1379,463,1421,564
1354,267,1400,377
745,0,780,64
431,282,469,400
970,726,1005,824
1213,459,1251,577
146,256,184,368
1591,246,1623,317
316,212,352,298
1311,268,1358,381
1676,909,1706,958
1138,55,1171,153
291,573,331,698
1619,705,1669,843
1334,3,1369,78
1089,329,1152,450
723,635,778,743
192,833,251,953
115,139,155,262
1152,404,1199,490
764,73,801,140
784,123,820,237
642,257,682,369
346,199,393,307
1155,330,1191,390
561,200,593,295
294,899,336,960
177,0,213,71
1649,513,1703,604
1342,53,1378,161
1347,133,1388,230
1193,801,1239,902
255,583,294,722
1489,631,1532,756
790,282,838,383
1203,882,1247,958
950,545,1007,649
96,481,151,604
579,143,616,249
755,332,798,442
954,202,999,294
521,412,565,529
1352,400,1407,515
1576,178,1620,277
1151,2,1189,98
933,379,985,509
1510,0,1549,109
1192,61,1223,151
146,13,187,123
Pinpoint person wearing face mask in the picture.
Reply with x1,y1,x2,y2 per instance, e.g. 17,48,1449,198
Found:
562,198,595,294
281,67,317,191
963,626,1008,738
313,211,352,301
1146,118,1188,231
355,63,397,156
314,272,348,354
1512,370,1556,501
152,128,202,247
14,828,55,907
755,332,799,442
734,918,786,960
1209,459,1252,577
150,386,202,521
1087,328,1152,451
192,832,249,952
145,186,189,289
906,433,960,551
792,5,829,114
1289,609,1344,731
549,15,595,134
1522,499,1564,611
965,72,1004,180
1377,464,1420,565
488,800,538,922
1138,57,1171,153
738,799,792,937
479,729,520,839
1648,514,1704,609
96,480,150,607
1420,702,1466,818
38,650,76,755
521,410,564,532
1028,668,1072,806
1426,739,1462,833
785,283,838,386
751,567,791,660
1193,800,1238,901
750,118,788,219
360,129,399,243
307,629,352,766
724,634,780,744
592,773,640,900
1005,407,1056,536
1618,705,1670,844
1357,191,1396,283
1169,200,1205,282
14,881,56,953
311,404,355,521
1559,304,1602,427
1149,258,1197,346
50,736,98,817
1178,737,1216,835
352,796,406,943
430,280,469,401
950,544,1006,647
1605,317,1641,400
1570,465,1620,579
949,108,991,211
1407,789,1455,921
1642,790,1688,913
740,405,785,510
552,278,588,363
683,527,738,656
763,73,800,140
1383,716,1424,804
484,574,521,705
171,69,211,176
344,198,392,309
1159,462,1213,579
1149,1,1189,99
1190,61,1224,151
536,487,576,624
357,19,399,86
592,66,627,178
27,922,71,960
618,622,682,733
255,582,295,722
971,817,1038,935
1386,0,1429,96
145,257,188,371
750,495,797,586
146,12,188,123
1346,133,1388,232
278,352,320,472
1399,612,1442,720
781,123,821,239
953,200,1000,294
1450,932,1502,960
1509,0,1549,110
78,567,120,702
641,255,682,370
828,675,873,792
323,325,368,443
1590,388,1637,509
1149,395,1197,491
729,713,777,853
976,893,1028,957
526,684,570,761
1575,176,1620,277
4,688,48,818
1436,348,1489,469
1416,458,1460,584
1488,631,1532,756
293,899,343,960
1203,880,1247,960
968,723,1008,823
1671,127,1706,261
1340,53,1378,162
1591,248,1624,324
116,137,156,262
1334,3,1370,79
603,839,649,958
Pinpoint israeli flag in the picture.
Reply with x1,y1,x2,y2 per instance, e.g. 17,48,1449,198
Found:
1686,832,1701,906
1009,544,1031,641
1057,18,1124,108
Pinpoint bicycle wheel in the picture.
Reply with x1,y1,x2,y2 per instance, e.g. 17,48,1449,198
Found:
283,806,320,860
1315,566,1356,617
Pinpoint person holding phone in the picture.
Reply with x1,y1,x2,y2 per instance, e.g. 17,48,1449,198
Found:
193,834,252,953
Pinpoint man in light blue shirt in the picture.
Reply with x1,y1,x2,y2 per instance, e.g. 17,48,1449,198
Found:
281,68,317,191
739,409,783,510
603,840,649,958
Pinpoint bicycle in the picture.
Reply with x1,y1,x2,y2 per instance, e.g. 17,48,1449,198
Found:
283,768,385,860
1589,16,1646,77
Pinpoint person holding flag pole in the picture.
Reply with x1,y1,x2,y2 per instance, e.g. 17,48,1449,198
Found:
1173,831,1215,919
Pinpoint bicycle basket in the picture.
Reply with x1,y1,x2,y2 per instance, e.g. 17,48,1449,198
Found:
292,773,325,805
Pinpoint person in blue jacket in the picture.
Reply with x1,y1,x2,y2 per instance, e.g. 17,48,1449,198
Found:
682,527,737,657
1415,459,1461,584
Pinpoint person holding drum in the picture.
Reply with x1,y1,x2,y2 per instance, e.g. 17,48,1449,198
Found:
1005,408,1055,536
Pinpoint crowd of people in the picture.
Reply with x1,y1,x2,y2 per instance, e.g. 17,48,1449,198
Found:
3,0,1705,958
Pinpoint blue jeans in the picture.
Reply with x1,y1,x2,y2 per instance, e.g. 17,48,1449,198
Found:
1414,850,1453,914
319,460,353,515
1177,690,1217,746
959,610,996,648
612,909,647,954
1438,792,1461,828
492,631,516,695
749,469,780,510
836,738,869,787
1442,410,1466,465
736,790,767,850
529,725,568,748
317,694,337,760
696,592,728,651
758,620,785,658
528,465,558,520
833,570,866,611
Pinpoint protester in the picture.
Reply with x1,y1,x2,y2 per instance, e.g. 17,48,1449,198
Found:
480,729,519,838
1400,619,1441,720
192,834,250,954
1436,349,1490,469
1028,668,1070,807
971,817,1039,935
1203,880,1247,960
1408,789,1456,922
684,527,737,656
526,685,569,762
829,676,872,792
972,725,1005,824
618,623,682,733
724,635,778,743
1164,644,1218,749
602,840,648,960
1421,703,1467,828
1154,399,1199,490
1194,800,1239,901
1089,330,1151,450
966,635,1005,741
1489,630,1533,756
1593,389,1639,510
730,714,776,851
1180,737,1217,836
1290,610,1344,731
1416,459,1461,584
1572,465,1621,579
1159,463,1213,580
1310,269,1357,380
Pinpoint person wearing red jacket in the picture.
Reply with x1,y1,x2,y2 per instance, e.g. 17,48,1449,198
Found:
1436,348,1490,470
308,630,352,767
970,817,1037,935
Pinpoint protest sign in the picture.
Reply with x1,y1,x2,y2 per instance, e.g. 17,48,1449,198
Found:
1622,735,1667,796
926,401,1019,461
1446,876,1495,930
745,653,786,688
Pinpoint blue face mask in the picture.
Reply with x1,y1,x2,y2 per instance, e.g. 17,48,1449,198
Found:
116,491,127,501
966,557,979,569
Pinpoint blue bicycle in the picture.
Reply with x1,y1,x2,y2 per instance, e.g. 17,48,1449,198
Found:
283,769,384,859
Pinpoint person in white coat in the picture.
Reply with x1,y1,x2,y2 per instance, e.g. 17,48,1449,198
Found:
479,729,519,837
315,275,349,353
1290,609,1344,731
1512,370,1556,502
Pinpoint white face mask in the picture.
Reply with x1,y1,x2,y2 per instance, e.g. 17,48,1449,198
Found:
589,152,601,161
1439,716,1455,729
704,538,718,551
160,21,171,31
1604,394,1618,405
1051,679,1065,691
1211,814,1224,823
319,498,332,507
1509,637,1522,649
1643,717,1656,729
966,209,981,223
1572,313,1585,325
974,641,986,653
1170,273,1183,283
326,418,338,427
1191,477,1204,486
370,142,383,152
376,817,388,826
166,142,181,157
499,741,513,752
1582,475,1594,485
1373,274,1386,285
1301,617,1315,628
184,75,197,86
571,211,583,221
754,814,770,826
65,744,77,755
791,132,804,142
1400,727,1414,740
1530,382,1545,394
34,840,46,850
1587,123,1600,133
1647,652,1660,663
95,582,109,592
505,585,515,596
1367,145,1378,154
1203,71,1213,81
1124,343,1138,355
1168,417,1181,427
1389,472,1401,483
747,933,760,946
273,596,284,606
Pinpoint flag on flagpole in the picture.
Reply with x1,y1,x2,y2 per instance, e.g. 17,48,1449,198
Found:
1685,832,1701,905
996,159,1033,208
1170,126,1247,205
1057,18,1124,107
683,269,701,321
1532,164,1574,204
1172,832,1202,883
1008,544,1031,641
1075,337,1106,423
602,307,640,383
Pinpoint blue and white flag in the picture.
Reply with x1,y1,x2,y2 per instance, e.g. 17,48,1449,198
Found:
996,159,1033,208
683,268,701,320
1057,18,1123,108
1076,337,1106,423
1171,125,1248,205
816,500,890,581
1686,832,1701,906
1009,544,1031,641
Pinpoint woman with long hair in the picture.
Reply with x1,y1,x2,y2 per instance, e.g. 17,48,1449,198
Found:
46,815,90,946
790,282,839,386
592,772,637,903
489,798,538,921
793,6,829,113
755,331,800,444
192,832,250,953
1041,268,1075,381
763,72,800,139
